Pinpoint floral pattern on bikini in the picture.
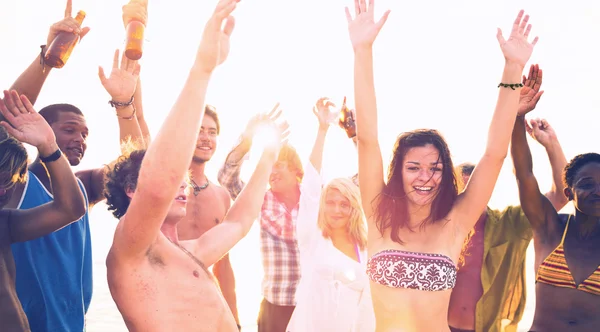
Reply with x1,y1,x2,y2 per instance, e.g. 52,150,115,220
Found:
366,249,457,291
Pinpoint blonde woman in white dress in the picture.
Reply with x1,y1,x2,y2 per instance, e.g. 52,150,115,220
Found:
287,97,375,332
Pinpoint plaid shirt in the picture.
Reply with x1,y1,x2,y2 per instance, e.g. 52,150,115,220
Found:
217,142,301,306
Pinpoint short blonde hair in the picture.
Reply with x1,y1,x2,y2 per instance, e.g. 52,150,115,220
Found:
317,177,367,250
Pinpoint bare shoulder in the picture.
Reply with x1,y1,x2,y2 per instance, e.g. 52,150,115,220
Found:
213,182,232,208
109,214,157,262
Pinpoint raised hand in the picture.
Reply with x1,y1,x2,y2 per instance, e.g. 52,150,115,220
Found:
518,64,544,115
497,10,539,67
525,118,556,147
263,120,290,162
312,97,336,129
122,0,148,27
47,0,90,47
345,0,391,50
242,103,283,142
196,0,239,74
99,49,141,103
0,91,56,155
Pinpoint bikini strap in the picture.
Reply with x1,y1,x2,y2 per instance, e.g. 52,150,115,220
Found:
559,215,572,245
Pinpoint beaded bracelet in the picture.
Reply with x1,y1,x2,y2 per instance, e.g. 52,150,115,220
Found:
498,83,524,90
116,105,137,120
109,95,135,108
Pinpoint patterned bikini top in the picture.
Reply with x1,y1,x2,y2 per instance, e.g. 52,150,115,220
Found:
366,249,457,291
536,215,600,296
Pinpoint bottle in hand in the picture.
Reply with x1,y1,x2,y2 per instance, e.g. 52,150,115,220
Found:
125,19,145,60
44,10,86,69
339,96,356,138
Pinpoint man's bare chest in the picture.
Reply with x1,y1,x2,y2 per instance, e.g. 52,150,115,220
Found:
179,189,228,239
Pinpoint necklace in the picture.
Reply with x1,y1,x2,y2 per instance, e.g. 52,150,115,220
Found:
190,178,209,196
165,236,214,281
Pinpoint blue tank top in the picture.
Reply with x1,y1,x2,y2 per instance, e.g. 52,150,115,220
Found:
11,171,93,332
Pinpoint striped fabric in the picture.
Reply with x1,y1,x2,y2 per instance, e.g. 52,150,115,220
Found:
536,215,600,296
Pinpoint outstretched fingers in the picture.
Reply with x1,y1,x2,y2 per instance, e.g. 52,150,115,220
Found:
524,24,532,39
532,90,544,105
376,10,391,31
113,49,120,69
533,67,543,90
98,66,108,85
358,0,367,15
19,95,36,114
64,0,73,18
10,91,28,114
0,96,17,121
223,16,236,37
214,0,238,21
511,10,524,34
518,14,529,35
496,28,506,45
2,91,17,115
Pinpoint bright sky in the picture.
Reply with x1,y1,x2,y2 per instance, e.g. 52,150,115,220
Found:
1,0,598,330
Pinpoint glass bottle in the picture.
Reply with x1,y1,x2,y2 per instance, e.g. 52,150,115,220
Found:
125,19,145,60
339,96,356,138
44,10,86,69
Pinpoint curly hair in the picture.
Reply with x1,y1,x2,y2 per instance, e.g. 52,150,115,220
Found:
373,129,458,244
563,153,600,189
0,126,28,188
105,149,146,219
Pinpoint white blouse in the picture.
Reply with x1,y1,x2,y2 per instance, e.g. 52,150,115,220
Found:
287,163,375,332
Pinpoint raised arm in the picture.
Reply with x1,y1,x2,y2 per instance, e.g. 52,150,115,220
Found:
453,11,539,233
511,115,557,232
122,0,151,144
309,97,334,171
7,0,90,107
526,118,569,210
74,49,144,206
344,0,390,219
217,105,282,200
295,98,334,245
0,91,85,243
112,0,239,259
191,122,289,267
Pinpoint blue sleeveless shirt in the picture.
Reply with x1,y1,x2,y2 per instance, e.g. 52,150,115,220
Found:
11,171,93,332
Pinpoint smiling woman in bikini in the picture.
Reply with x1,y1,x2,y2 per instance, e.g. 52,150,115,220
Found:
512,110,600,330
344,0,539,330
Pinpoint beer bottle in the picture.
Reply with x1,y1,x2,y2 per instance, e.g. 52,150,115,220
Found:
339,96,356,138
44,10,86,69
125,19,145,60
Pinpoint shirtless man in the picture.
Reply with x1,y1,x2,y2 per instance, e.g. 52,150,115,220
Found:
177,105,240,328
104,1,284,330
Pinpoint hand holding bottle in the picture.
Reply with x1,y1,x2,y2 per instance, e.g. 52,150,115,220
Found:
338,97,356,138
123,0,148,60
122,0,148,27
46,0,90,47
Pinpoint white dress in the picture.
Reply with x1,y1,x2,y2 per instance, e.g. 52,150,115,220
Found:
286,164,375,332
